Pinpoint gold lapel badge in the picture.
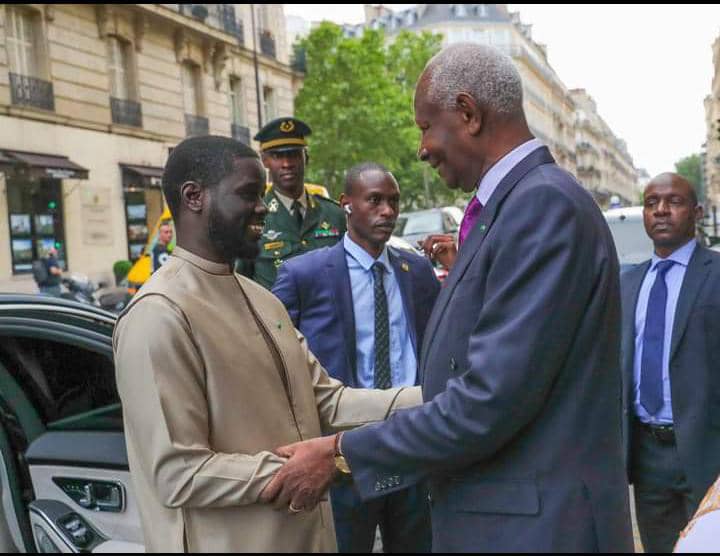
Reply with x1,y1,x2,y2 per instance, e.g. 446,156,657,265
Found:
401,262,410,272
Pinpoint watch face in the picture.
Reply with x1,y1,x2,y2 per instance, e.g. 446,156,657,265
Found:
334,456,351,475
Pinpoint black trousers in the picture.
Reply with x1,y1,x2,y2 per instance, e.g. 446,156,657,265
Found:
330,481,431,553
631,421,699,553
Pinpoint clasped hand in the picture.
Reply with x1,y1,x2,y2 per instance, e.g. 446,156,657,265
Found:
259,434,338,513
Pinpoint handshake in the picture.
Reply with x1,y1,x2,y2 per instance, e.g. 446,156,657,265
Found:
259,433,346,514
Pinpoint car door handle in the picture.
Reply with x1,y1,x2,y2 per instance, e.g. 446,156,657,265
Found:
53,477,125,513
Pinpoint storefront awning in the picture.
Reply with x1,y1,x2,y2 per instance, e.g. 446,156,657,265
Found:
0,149,89,179
120,163,164,189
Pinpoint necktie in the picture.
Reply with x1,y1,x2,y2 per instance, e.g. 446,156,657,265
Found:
291,200,303,229
372,262,392,389
458,196,483,247
640,259,676,417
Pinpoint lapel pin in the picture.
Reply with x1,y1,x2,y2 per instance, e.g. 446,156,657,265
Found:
401,262,410,272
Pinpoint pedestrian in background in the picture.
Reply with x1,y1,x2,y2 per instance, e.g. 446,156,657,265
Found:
621,172,720,553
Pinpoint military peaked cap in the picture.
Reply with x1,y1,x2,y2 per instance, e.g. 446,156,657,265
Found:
254,117,312,152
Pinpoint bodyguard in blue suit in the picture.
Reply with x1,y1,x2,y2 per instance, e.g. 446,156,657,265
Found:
262,44,634,553
272,162,439,552
620,173,720,553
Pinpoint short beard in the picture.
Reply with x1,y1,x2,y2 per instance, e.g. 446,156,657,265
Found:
208,198,259,263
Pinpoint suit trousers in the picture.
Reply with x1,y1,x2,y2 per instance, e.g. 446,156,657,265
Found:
631,420,698,553
330,481,431,553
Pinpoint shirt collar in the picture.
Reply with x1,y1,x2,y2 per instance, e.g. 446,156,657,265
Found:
343,233,391,273
650,238,697,271
171,245,233,275
274,189,308,213
475,138,544,206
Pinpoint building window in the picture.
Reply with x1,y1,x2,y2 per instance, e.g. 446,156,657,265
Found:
6,178,66,274
107,36,130,100
229,77,246,126
182,62,207,136
262,86,276,124
5,6,54,111
181,62,201,116
108,36,141,127
229,77,250,144
6,7,38,77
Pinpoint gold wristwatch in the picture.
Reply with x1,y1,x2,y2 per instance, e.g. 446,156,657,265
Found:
334,433,351,475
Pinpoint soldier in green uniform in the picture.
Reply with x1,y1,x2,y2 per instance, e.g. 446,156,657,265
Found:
247,117,346,289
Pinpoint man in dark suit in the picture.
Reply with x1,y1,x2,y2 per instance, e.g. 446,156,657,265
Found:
261,44,633,552
272,162,438,553
620,172,720,553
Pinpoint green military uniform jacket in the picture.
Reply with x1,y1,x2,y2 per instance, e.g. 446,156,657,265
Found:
249,188,346,289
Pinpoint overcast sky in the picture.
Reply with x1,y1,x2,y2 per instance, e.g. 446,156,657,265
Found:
283,4,720,176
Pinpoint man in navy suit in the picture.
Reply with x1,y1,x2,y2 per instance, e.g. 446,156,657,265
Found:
272,162,438,552
620,172,720,553
262,44,633,552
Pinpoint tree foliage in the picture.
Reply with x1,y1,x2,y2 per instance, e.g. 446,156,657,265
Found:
295,24,461,209
674,153,702,193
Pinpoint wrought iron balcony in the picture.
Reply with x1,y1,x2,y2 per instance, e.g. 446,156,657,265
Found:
218,4,245,46
9,73,54,111
232,124,250,145
110,97,142,127
260,31,276,59
185,114,209,137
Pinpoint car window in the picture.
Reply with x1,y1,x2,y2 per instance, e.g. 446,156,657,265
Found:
394,216,407,236
0,337,120,431
402,212,443,235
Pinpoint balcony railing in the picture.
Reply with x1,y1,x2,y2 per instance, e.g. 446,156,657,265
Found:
185,114,209,137
9,73,54,111
111,97,142,127
231,123,251,145
218,4,245,46
260,31,276,59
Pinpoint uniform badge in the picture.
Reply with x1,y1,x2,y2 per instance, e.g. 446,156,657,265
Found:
263,229,281,240
321,221,330,230
401,262,410,272
280,120,295,133
264,241,284,250
268,199,279,213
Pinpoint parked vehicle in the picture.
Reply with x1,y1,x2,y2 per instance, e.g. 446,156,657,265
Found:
603,206,654,271
394,206,464,247
0,294,143,552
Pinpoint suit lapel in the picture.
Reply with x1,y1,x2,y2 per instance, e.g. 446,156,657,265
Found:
621,261,649,406
420,147,556,367
328,241,358,384
670,245,711,360
388,248,418,356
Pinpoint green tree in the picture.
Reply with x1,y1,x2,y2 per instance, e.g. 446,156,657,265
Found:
674,153,702,194
294,24,454,209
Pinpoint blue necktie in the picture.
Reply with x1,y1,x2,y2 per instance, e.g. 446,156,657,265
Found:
640,260,676,416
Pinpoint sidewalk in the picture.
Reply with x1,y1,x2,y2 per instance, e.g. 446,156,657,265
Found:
0,275,37,294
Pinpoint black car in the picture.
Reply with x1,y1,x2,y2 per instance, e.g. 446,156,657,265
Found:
0,294,143,552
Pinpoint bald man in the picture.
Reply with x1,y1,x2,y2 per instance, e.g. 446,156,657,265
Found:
263,43,633,552
620,173,720,552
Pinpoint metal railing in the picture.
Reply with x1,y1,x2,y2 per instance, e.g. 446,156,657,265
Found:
231,123,251,145
185,114,209,136
9,73,54,111
110,97,142,127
